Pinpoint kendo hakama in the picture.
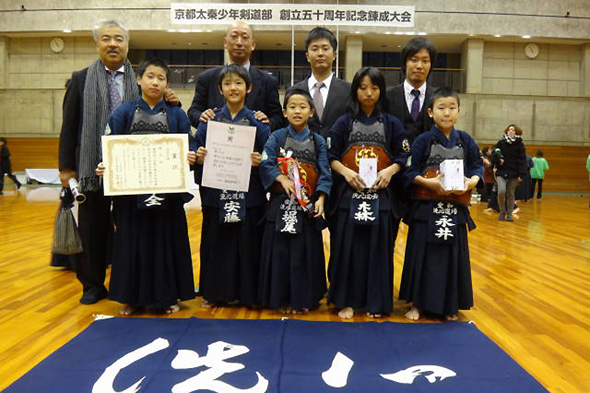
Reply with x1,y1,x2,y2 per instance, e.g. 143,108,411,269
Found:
399,127,483,316
193,107,270,306
326,112,409,316
258,126,332,311
107,100,196,309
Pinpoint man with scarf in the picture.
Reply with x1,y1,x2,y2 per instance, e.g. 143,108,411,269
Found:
58,20,179,304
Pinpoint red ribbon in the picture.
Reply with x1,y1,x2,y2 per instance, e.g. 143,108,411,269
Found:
277,156,310,209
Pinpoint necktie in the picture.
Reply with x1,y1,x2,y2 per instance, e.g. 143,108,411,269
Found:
313,81,325,121
107,70,122,116
410,89,421,121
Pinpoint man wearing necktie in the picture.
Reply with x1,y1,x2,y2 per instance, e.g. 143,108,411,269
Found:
58,20,179,305
288,27,351,139
188,21,283,131
386,37,437,144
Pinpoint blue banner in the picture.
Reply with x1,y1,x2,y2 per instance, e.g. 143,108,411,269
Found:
5,318,548,393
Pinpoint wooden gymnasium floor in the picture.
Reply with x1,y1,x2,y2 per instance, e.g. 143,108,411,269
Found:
0,186,589,392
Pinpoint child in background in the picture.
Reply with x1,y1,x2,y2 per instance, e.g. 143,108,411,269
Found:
192,64,270,308
400,87,483,321
530,150,549,200
327,67,409,319
258,89,332,314
0,138,23,194
96,58,196,316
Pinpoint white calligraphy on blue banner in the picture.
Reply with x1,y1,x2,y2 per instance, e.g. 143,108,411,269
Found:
93,339,456,392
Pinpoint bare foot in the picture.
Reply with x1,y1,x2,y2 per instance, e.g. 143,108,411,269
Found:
367,312,382,318
338,307,354,319
201,299,213,308
278,306,292,314
405,307,420,320
166,304,180,314
119,305,136,316
445,314,458,321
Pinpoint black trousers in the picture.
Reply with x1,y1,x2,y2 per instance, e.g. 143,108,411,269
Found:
531,178,543,199
0,171,21,192
76,190,113,294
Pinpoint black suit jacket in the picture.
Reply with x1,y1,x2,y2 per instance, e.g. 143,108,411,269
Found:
59,68,89,171
187,66,284,131
288,76,351,139
386,83,434,144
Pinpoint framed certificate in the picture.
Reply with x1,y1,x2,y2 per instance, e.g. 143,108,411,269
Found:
101,134,190,196
201,120,256,192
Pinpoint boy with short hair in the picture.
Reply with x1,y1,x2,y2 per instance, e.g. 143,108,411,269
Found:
192,64,270,308
258,89,332,314
399,87,483,321
96,58,197,316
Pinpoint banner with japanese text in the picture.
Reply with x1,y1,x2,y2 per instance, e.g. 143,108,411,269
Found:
5,317,548,393
171,3,415,27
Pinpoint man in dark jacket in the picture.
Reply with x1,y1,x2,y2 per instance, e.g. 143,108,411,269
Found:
288,27,351,139
386,37,437,144
187,21,283,131
59,20,180,304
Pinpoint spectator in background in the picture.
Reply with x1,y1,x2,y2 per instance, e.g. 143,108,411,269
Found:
480,147,494,202
0,137,22,195
492,124,527,222
515,154,533,202
530,150,549,200
586,153,590,208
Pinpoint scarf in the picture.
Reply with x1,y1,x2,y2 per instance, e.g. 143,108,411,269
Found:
503,134,521,144
78,59,138,192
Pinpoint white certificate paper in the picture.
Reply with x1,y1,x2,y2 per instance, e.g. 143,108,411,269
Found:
359,157,378,188
440,159,465,191
202,120,256,192
101,134,190,196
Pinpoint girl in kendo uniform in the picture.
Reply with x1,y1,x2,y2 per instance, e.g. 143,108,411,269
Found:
192,64,270,308
400,87,483,322
327,67,409,319
96,58,196,316
258,89,332,314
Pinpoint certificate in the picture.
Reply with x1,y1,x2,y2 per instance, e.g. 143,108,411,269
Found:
440,159,465,191
101,134,190,196
202,120,256,192
358,157,378,188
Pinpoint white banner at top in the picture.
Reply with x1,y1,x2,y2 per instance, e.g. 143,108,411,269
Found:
171,3,415,27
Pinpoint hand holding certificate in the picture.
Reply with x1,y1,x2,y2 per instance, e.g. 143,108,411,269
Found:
358,157,378,189
201,120,256,192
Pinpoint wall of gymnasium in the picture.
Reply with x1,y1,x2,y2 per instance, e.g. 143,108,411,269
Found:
0,0,589,145
1,35,588,146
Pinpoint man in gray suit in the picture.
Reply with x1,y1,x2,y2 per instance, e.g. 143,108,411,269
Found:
289,27,351,138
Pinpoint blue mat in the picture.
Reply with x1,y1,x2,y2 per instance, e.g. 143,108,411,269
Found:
5,317,548,393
